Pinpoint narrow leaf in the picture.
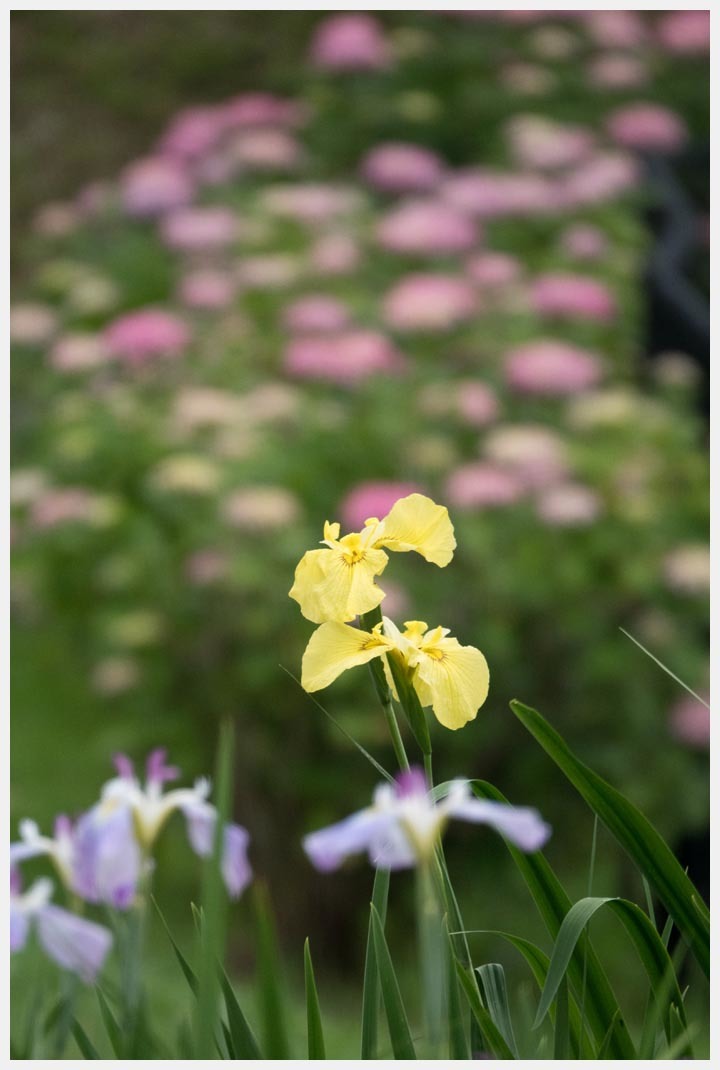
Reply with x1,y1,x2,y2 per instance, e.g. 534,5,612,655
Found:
360,866,390,1059
454,960,515,1059
152,895,198,994
476,964,518,1055
370,903,416,1059
71,1019,100,1059
552,980,571,1059
304,939,326,1059
510,700,709,978
96,988,123,1057
254,882,291,1059
220,969,262,1059
443,918,470,1059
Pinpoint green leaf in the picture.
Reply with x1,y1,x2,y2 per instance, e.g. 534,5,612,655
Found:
71,1019,101,1059
534,895,687,1050
360,866,390,1059
453,959,515,1059
443,918,470,1059
304,939,326,1059
476,964,518,1056
193,717,235,1058
386,650,432,755
152,896,198,995
254,882,291,1059
465,779,636,1058
96,988,123,1057
596,1010,622,1058
552,980,571,1059
510,700,709,978
459,929,592,1058
369,903,416,1059
220,969,262,1060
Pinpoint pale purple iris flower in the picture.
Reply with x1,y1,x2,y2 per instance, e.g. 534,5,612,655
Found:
73,749,252,904
10,870,112,983
303,768,550,872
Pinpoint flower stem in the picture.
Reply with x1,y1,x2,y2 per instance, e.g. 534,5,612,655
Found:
416,859,444,1056
382,697,410,772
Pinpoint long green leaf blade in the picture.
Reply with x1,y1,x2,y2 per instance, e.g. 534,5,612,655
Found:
454,960,515,1059
467,779,635,1058
443,918,470,1059
304,939,326,1059
476,964,518,1056
71,1019,100,1059
254,882,291,1059
534,895,688,1051
220,969,262,1059
360,866,390,1058
95,988,122,1057
510,700,709,977
370,903,416,1059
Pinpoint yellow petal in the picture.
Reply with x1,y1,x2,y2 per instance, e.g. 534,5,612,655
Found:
413,641,489,730
301,622,391,692
375,494,456,566
289,546,389,623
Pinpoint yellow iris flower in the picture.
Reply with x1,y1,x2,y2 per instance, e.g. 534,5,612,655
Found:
289,493,456,623
301,616,489,730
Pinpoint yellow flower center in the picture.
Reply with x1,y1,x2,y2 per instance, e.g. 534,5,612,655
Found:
341,533,366,566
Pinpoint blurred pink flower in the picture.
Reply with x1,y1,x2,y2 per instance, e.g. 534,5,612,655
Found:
50,333,111,372
104,309,190,365
229,129,302,171
285,330,406,384
310,232,362,275
662,544,710,595
441,168,558,218
158,106,226,160
120,157,195,218
445,462,524,510
376,198,478,255
560,223,608,261
261,183,361,223
466,252,522,289
456,382,500,427
505,340,603,396
377,579,410,621
222,486,301,531
560,152,639,206
589,53,648,90
160,206,240,252
657,10,709,54
31,488,106,530
178,269,235,309
361,142,445,193
10,303,58,346
668,693,710,748
32,202,80,238
584,10,647,48
310,13,391,71
536,483,602,526
383,273,477,331
222,92,305,128
284,295,350,334
606,103,688,153
500,62,555,96
530,274,616,322
340,481,424,530
236,255,300,289
185,549,229,586
483,424,570,490
506,115,595,170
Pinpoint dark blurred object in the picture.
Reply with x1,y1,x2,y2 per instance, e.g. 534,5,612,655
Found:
644,146,710,415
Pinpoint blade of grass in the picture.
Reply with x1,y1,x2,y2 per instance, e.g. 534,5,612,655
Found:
71,1018,100,1059
552,980,571,1059
280,665,393,782
619,628,709,707
443,917,470,1059
476,964,518,1056
254,881,291,1059
510,700,709,978
152,895,198,994
304,939,326,1059
193,717,234,1058
360,866,390,1058
459,779,635,1057
534,895,688,1051
96,988,122,1057
370,903,416,1059
220,968,262,1059
454,959,515,1059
